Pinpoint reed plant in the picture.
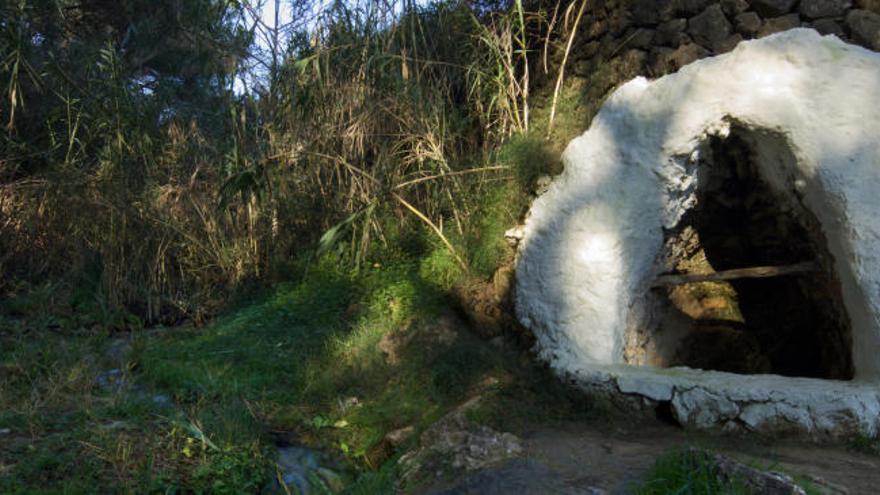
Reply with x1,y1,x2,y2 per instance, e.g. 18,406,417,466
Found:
1,0,573,327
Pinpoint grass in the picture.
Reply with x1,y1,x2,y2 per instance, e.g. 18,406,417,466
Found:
848,432,880,456
631,449,750,495
0,247,602,493
464,133,558,278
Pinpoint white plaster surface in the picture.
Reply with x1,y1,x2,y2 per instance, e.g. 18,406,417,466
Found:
515,29,880,434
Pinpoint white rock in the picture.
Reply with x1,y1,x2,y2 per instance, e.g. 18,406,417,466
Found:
672,388,739,428
616,374,674,401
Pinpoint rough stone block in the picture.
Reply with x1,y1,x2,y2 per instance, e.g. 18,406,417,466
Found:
663,42,710,71
758,13,802,36
627,0,675,25
717,33,745,52
607,9,634,36
688,4,734,52
648,47,676,76
847,9,880,49
656,18,689,46
749,0,799,17
800,0,852,19
856,0,880,14
722,0,751,15
582,19,608,41
673,0,715,16
811,18,846,35
736,11,764,36
672,388,739,429
626,28,657,49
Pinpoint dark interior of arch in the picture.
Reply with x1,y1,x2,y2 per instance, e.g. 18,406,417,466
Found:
661,126,854,380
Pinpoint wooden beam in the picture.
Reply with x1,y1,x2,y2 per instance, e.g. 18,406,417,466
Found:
652,262,817,288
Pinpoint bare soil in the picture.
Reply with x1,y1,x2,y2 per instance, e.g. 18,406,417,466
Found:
519,418,877,494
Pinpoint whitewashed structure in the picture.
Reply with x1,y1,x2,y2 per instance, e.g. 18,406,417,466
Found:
515,30,880,435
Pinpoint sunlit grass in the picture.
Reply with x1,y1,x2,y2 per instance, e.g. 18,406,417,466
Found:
2,247,604,492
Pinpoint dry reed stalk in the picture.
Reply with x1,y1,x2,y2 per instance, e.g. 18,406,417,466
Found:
548,0,588,136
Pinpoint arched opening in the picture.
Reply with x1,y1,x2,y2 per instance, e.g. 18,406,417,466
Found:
637,126,854,379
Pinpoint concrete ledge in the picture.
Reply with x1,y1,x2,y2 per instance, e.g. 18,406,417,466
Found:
564,364,880,436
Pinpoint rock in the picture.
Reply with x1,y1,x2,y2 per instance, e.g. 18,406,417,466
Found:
615,49,649,80
736,12,764,36
800,0,852,18
722,0,750,14
398,398,523,490
582,19,607,41
626,28,657,50
758,14,802,36
606,8,634,35
739,401,815,432
628,0,674,25
688,4,734,52
649,47,676,76
504,226,525,245
379,315,459,365
856,0,880,14
577,41,602,62
533,175,553,196
673,0,715,17
337,396,360,412
451,427,522,471
273,447,317,494
378,330,409,366
617,375,674,401
750,0,799,17
666,43,711,70
811,18,846,35
716,33,745,52
315,467,345,493
96,368,126,392
671,388,739,428
707,451,808,494
847,9,880,49
270,446,344,495
656,18,689,46
385,426,415,447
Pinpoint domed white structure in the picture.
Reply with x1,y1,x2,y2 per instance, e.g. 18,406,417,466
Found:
515,29,880,435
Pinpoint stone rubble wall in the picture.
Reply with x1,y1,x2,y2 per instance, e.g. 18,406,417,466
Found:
563,0,880,123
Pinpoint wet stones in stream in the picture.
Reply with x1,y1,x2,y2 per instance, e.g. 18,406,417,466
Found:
266,445,345,494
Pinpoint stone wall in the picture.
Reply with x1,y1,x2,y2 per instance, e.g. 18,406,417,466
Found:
563,0,880,121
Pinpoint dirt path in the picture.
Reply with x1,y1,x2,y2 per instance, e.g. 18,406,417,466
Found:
521,419,878,494
433,418,879,494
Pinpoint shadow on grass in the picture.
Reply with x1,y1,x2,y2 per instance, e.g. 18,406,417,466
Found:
128,252,606,492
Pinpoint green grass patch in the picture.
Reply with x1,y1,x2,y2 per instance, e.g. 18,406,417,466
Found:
464,133,558,277
848,432,880,456
1,238,601,492
632,449,749,495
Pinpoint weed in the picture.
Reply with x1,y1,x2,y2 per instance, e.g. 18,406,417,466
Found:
848,432,880,456
632,449,749,495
